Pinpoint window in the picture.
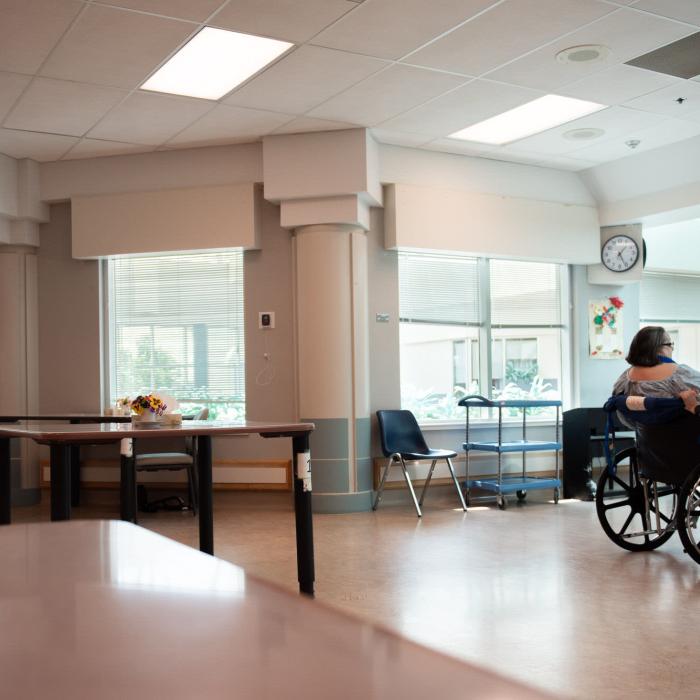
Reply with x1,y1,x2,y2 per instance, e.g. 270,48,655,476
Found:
640,271,700,368
106,251,245,419
399,253,566,422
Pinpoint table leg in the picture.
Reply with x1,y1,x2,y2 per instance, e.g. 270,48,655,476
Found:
119,439,136,523
293,432,314,597
0,438,10,525
50,444,71,521
197,435,213,555
70,446,81,507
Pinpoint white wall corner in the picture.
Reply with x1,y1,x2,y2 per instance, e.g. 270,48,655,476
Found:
0,153,18,220
0,216,11,244
587,223,643,285
16,159,49,222
280,195,370,230
9,220,40,247
263,128,379,205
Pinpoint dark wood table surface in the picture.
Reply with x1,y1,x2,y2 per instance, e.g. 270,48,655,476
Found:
0,420,316,595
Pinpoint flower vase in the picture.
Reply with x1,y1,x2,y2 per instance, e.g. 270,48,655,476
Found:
138,411,156,423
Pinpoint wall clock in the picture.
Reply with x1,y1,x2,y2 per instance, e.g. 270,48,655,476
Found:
601,234,639,272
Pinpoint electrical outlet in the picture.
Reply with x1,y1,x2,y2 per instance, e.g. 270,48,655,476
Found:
259,311,275,329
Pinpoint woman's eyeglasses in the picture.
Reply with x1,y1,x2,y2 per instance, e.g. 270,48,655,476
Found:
662,342,675,350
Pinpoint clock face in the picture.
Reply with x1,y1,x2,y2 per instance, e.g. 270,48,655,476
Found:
601,235,639,272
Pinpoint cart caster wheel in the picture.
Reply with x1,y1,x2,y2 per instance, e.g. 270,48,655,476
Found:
516,490,527,502
553,488,560,504
497,495,507,510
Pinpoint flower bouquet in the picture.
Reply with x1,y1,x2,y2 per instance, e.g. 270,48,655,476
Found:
130,394,167,422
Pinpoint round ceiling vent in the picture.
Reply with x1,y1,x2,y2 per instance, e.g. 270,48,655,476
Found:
556,45,610,64
563,127,605,141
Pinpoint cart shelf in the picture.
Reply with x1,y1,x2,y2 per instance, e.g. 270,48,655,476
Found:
458,395,562,510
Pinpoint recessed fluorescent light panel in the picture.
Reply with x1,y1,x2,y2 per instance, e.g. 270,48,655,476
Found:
141,27,293,100
449,95,606,145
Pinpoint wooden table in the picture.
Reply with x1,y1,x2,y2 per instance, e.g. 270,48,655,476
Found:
0,420,316,595
0,520,553,700
0,414,134,507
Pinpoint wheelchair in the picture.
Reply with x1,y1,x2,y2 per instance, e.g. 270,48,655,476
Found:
596,395,700,565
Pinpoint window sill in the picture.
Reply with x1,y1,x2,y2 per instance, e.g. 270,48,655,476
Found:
419,419,560,431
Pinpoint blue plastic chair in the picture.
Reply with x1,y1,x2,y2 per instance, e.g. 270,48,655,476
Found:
374,410,467,517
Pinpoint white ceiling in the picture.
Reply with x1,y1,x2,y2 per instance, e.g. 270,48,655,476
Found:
2,0,700,170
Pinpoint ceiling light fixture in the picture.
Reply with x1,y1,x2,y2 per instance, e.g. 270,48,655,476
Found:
449,95,607,145
563,127,605,141
140,27,293,100
556,44,610,64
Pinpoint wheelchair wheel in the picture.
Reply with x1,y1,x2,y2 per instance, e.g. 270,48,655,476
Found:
596,447,677,551
677,464,700,565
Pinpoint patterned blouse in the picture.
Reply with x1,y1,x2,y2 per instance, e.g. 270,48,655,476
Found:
613,363,700,398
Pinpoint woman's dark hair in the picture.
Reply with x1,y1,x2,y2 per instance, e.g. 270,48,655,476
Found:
626,326,668,367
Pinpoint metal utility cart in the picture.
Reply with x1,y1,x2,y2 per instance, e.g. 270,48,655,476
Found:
458,395,562,510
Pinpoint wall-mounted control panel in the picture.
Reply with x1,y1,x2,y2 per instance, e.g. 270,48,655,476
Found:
259,311,275,329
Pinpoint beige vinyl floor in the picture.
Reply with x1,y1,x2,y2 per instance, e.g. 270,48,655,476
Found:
11,485,700,700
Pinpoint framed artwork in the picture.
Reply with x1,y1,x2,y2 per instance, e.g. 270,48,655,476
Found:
589,297,624,359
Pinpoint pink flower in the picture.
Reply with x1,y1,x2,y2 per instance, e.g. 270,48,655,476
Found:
609,296,624,309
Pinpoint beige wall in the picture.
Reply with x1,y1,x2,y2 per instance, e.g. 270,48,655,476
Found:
38,203,102,413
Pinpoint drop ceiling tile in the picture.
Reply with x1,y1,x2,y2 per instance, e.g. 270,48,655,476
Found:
633,0,700,26
224,46,386,114
3,77,126,137
422,137,496,156
308,64,467,126
503,106,664,155
166,104,294,147
482,150,546,166
380,79,542,136
559,64,680,105
0,72,31,122
211,0,357,43
40,3,194,89
88,92,213,145
0,128,77,161
487,8,695,91
271,116,358,135
623,80,700,116
407,0,614,76
312,0,498,61
0,0,84,74
95,0,225,22
570,117,700,162
62,138,155,160
534,154,599,170
370,128,434,148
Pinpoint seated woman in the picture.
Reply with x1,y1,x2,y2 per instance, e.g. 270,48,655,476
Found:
613,326,700,403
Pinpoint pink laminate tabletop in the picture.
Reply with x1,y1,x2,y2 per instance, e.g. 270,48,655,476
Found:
0,420,315,443
0,414,133,423
0,520,554,700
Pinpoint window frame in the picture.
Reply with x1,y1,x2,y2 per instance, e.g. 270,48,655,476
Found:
398,253,572,427
101,252,246,417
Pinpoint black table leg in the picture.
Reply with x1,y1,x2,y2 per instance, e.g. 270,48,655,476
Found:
120,454,137,523
50,444,71,521
0,438,10,525
70,446,81,507
197,435,213,555
293,432,314,597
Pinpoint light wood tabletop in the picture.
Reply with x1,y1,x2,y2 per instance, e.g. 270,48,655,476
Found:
0,520,554,700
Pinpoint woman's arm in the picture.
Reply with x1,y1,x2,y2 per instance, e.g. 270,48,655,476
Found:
679,389,700,415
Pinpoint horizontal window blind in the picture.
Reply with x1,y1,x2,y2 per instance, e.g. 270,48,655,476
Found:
109,251,245,405
641,272,700,323
399,252,480,325
490,260,561,327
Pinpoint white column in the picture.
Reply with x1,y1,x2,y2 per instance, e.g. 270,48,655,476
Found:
294,224,371,512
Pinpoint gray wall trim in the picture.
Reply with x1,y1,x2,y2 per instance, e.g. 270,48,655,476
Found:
312,490,373,513
356,457,373,492
355,417,371,459
310,458,349,494
303,418,348,460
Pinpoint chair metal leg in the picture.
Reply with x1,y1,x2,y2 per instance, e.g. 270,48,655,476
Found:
372,455,394,510
399,457,422,517
418,460,437,506
446,457,468,511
